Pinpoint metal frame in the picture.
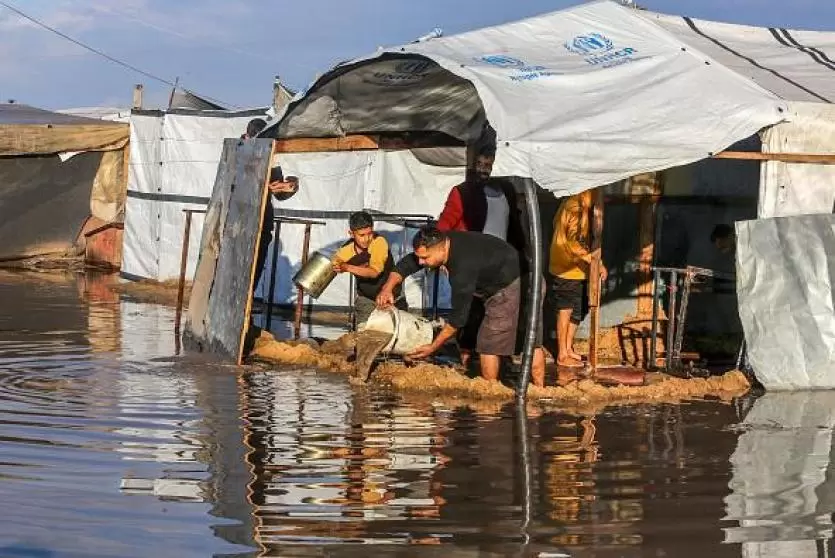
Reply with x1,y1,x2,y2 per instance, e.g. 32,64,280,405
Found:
649,265,735,373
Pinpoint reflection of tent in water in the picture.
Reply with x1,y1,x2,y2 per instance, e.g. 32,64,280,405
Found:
725,392,835,556
0,103,130,265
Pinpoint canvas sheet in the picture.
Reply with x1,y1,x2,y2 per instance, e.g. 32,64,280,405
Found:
736,214,835,390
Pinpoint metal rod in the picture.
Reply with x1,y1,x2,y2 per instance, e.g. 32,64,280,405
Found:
432,269,440,320
515,404,532,550
265,221,282,332
174,210,194,338
516,179,542,402
672,270,694,370
348,274,357,332
649,268,661,369
293,223,312,339
665,270,678,372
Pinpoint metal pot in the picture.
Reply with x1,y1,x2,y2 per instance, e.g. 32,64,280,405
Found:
292,252,336,299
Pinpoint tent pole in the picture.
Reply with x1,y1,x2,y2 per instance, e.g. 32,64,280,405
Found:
516,179,542,403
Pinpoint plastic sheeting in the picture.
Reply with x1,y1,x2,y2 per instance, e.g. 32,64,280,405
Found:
759,102,835,218
736,214,835,390
122,110,264,281
724,392,835,556
271,0,786,196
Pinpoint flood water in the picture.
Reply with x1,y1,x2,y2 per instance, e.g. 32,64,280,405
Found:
1,271,834,557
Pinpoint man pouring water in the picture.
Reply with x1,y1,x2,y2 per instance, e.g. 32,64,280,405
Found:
376,226,546,387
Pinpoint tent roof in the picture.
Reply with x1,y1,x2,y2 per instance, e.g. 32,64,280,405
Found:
0,103,129,156
644,12,835,104
0,103,127,126
265,0,803,195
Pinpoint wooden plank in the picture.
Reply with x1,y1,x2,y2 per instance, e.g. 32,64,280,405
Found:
273,135,379,153
236,140,276,364
588,187,604,371
713,151,835,164
636,174,662,318
182,138,274,363
183,139,237,352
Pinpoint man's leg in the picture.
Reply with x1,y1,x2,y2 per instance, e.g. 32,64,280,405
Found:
556,308,580,366
477,280,520,382
480,353,501,381
354,296,376,328
531,347,546,388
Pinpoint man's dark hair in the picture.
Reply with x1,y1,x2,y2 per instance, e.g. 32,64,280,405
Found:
246,118,267,138
710,224,734,243
412,226,447,250
349,211,374,231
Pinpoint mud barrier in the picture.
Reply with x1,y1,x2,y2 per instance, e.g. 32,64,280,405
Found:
249,330,751,410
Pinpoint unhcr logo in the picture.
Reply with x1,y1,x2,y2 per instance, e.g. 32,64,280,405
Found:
564,33,638,68
477,54,526,68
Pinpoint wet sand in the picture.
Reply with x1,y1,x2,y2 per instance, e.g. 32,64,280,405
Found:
2,269,833,558
250,330,750,412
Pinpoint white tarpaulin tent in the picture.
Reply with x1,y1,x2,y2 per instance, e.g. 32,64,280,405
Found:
122,108,268,282
268,0,787,196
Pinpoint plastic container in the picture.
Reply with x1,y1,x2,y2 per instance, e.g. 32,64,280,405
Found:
361,307,437,355
292,252,336,299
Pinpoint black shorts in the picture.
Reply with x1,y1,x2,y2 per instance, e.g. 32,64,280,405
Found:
551,276,588,325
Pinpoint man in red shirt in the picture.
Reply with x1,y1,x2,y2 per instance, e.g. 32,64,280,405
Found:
436,150,545,382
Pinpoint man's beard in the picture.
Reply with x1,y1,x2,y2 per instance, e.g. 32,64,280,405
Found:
466,169,490,185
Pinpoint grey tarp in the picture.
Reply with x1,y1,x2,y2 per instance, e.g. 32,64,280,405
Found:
736,214,835,390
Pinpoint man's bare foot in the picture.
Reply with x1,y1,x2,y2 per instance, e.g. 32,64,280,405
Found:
557,355,584,368
568,350,584,362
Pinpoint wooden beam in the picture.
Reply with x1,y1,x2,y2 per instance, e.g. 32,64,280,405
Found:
588,187,605,371
636,174,662,318
713,151,835,164
273,135,380,153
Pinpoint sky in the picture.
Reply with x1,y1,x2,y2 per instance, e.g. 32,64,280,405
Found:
1,0,833,111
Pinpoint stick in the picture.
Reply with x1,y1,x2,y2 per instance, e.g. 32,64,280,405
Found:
588,188,604,371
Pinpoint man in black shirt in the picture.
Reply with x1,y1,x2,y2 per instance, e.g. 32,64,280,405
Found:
376,226,545,387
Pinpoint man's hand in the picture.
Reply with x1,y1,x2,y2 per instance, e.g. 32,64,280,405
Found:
600,264,608,282
332,260,347,273
376,289,395,308
407,344,437,360
268,180,297,195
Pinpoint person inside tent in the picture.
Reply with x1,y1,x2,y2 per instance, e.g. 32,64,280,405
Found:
377,226,548,388
242,118,299,289
332,211,408,326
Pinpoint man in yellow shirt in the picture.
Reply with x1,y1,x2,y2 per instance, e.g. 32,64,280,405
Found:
549,190,607,367
333,211,406,326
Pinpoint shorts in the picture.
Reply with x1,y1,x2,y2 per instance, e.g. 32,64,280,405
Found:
478,278,541,356
552,275,588,325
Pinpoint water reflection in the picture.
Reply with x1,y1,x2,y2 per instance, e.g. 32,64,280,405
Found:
725,392,835,557
4,270,835,557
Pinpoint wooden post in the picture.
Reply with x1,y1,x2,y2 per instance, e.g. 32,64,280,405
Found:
588,187,605,371
132,84,143,110
293,223,312,339
175,210,194,338
636,173,663,318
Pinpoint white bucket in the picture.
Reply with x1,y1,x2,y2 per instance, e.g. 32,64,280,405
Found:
362,308,435,355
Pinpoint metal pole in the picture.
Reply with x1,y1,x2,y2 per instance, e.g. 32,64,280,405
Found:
515,404,532,550
665,270,678,372
432,269,440,320
649,268,661,369
265,221,281,332
672,269,693,371
293,223,312,339
175,210,193,338
516,179,542,403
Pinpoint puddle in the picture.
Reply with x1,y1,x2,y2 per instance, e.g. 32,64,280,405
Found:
0,270,832,557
